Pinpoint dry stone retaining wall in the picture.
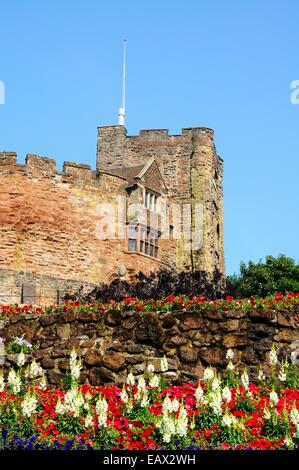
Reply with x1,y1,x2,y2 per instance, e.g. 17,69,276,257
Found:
1,309,298,385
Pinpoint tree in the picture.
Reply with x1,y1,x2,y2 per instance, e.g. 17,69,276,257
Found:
226,254,299,298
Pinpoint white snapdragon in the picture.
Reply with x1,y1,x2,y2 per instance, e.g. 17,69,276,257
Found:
96,396,108,428
84,413,94,428
278,369,287,382
140,389,150,408
149,374,160,388
171,398,180,413
21,393,38,418
284,436,295,449
162,394,173,414
176,405,188,437
126,371,135,386
65,388,85,417
55,397,65,415
211,376,221,391
222,386,232,403
258,366,265,381
161,356,168,373
120,386,129,404
38,374,47,390
160,410,176,443
147,363,155,374
8,369,22,394
203,366,214,381
241,368,249,390
227,361,235,371
208,389,222,415
17,351,26,368
269,390,279,404
290,404,299,427
263,406,271,420
0,371,5,392
226,349,234,360
195,383,204,404
29,360,43,378
222,412,233,427
269,344,278,366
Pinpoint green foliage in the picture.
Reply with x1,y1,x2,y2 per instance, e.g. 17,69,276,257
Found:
94,426,120,450
226,254,299,298
123,406,154,426
195,408,222,430
56,415,85,436
7,339,32,354
264,415,290,440
235,397,256,414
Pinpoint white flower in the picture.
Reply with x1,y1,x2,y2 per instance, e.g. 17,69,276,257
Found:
222,413,233,427
290,404,299,426
176,405,188,437
70,359,82,381
211,376,221,391
269,390,279,404
222,386,232,403
29,360,43,378
147,364,155,374
84,413,94,428
284,436,294,449
0,371,5,392
226,349,234,360
161,356,168,373
208,389,222,415
8,369,22,394
149,374,160,388
126,371,135,386
241,368,249,390
278,370,287,382
21,393,38,417
17,351,26,368
55,398,65,415
171,398,180,413
120,387,129,403
38,374,47,390
264,406,271,420
203,366,214,381
258,366,265,381
269,344,278,366
227,361,235,371
140,389,149,408
162,394,173,414
96,396,108,428
195,383,204,404
69,348,77,364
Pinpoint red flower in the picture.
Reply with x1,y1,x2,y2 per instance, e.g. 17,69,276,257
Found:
221,442,230,449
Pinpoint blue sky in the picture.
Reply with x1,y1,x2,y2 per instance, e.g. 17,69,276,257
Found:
0,0,298,275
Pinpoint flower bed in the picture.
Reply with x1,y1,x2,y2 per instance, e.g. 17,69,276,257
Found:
0,347,299,450
1,292,299,318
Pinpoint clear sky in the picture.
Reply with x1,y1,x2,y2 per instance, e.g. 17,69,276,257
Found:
0,0,298,275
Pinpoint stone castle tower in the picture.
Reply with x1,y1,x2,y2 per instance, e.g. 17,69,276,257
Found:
97,125,224,273
0,124,224,304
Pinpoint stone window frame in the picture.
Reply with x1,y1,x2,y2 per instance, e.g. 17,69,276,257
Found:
126,222,160,260
144,188,158,213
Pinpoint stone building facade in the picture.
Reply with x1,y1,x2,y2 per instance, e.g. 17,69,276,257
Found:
0,124,224,304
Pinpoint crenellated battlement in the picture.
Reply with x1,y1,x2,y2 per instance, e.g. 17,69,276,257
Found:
0,151,95,182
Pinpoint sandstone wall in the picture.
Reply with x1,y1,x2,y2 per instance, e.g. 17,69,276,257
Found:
1,309,298,386
0,152,175,303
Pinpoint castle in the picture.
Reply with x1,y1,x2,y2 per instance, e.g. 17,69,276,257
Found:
0,124,224,304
